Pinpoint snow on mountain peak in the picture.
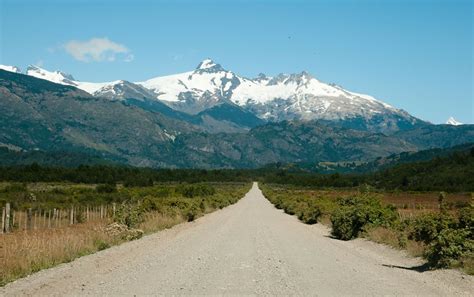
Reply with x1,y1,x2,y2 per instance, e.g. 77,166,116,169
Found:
197,59,216,69
446,117,462,126
26,65,77,86
195,58,225,73
0,64,21,73
17,59,417,130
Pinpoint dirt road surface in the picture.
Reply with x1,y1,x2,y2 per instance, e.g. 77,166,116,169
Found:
2,182,473,296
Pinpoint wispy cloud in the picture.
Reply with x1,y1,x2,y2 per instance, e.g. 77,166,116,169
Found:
63,37,133,62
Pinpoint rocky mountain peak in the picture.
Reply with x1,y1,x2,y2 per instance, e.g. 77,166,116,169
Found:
195,59,225,73
0,64,21,73
446,117,463,126
26,65,77,85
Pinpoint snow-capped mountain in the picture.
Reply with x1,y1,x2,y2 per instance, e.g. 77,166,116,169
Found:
25,65,152,101
26,65,77,85
446,117,463,126
137,59,241,114
136,59,422,132
0,64,21,73
20,59,424,133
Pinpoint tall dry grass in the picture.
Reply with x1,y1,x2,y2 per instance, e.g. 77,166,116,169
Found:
138,212,184,234
0,220,115,286
0,213,186,286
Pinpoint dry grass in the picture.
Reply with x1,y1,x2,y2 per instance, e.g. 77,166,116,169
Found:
138,212,185,234
363,227,426,258
459,256,474,275
1,212,192,286
305,189,471,210
406,240,426,257
365,227,401,249
0,220,116,286
382,192,471,210
318,214,332,226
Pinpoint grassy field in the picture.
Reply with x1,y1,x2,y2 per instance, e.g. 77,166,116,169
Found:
260,184,473,275
0,182,252,286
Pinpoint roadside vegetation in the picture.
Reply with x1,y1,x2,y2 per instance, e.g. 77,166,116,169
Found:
0,182,251,286
1,145,472,284
260,184,473,275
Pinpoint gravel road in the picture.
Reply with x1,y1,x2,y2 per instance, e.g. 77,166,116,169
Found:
2,182,473,296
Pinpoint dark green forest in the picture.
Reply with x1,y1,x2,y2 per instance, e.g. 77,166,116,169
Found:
1,145,473,192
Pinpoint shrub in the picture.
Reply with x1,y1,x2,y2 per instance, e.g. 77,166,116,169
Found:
410,213,455,244
95,240,111,251
425,228,474,268
2,183,27,193
331,207,358,240
179,184,216,198
96,183,117,193
140,196,157,212
199,199,206,212
115,203,144,228
283,203,297,215
124,177,153,188
458,206,474,232
330,195,397,240
186,205,199,222
74,209,85,223
298,203,322,224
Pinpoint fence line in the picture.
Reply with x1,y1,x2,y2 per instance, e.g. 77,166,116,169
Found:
1,204,115,234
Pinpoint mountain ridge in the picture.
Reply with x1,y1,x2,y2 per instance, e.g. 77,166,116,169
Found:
1,67,472,169
3,60,426,133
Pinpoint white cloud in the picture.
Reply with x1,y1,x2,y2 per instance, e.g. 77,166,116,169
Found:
63,37,132,62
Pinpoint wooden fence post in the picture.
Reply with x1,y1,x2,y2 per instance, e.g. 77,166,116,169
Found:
23,211,28,231
48,209,52,228
43,209,46,228
38,209,41,229
70,207,74,225
5,203,10,233
12,210,15,231
27,208,33,230
34,210,38,229
113,203,116,218
58,209,61,227
1,207,5,234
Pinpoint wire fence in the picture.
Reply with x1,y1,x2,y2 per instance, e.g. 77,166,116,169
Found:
1,203,117,233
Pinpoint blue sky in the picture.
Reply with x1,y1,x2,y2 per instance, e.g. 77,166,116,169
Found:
1,0,472,124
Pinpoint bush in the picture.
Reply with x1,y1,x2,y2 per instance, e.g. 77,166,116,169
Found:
298,203,322,224
2,183,27,193
331,195,397,240
95,240,111,251
115,203,144,228
458,206,474,232
96,183,117,193
425,228,474,268
178,184,216,198
186,206,199,222
140,196,157,212
74,209,85,223
124,177,153,188
410,213,455,244
331,207,358,240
